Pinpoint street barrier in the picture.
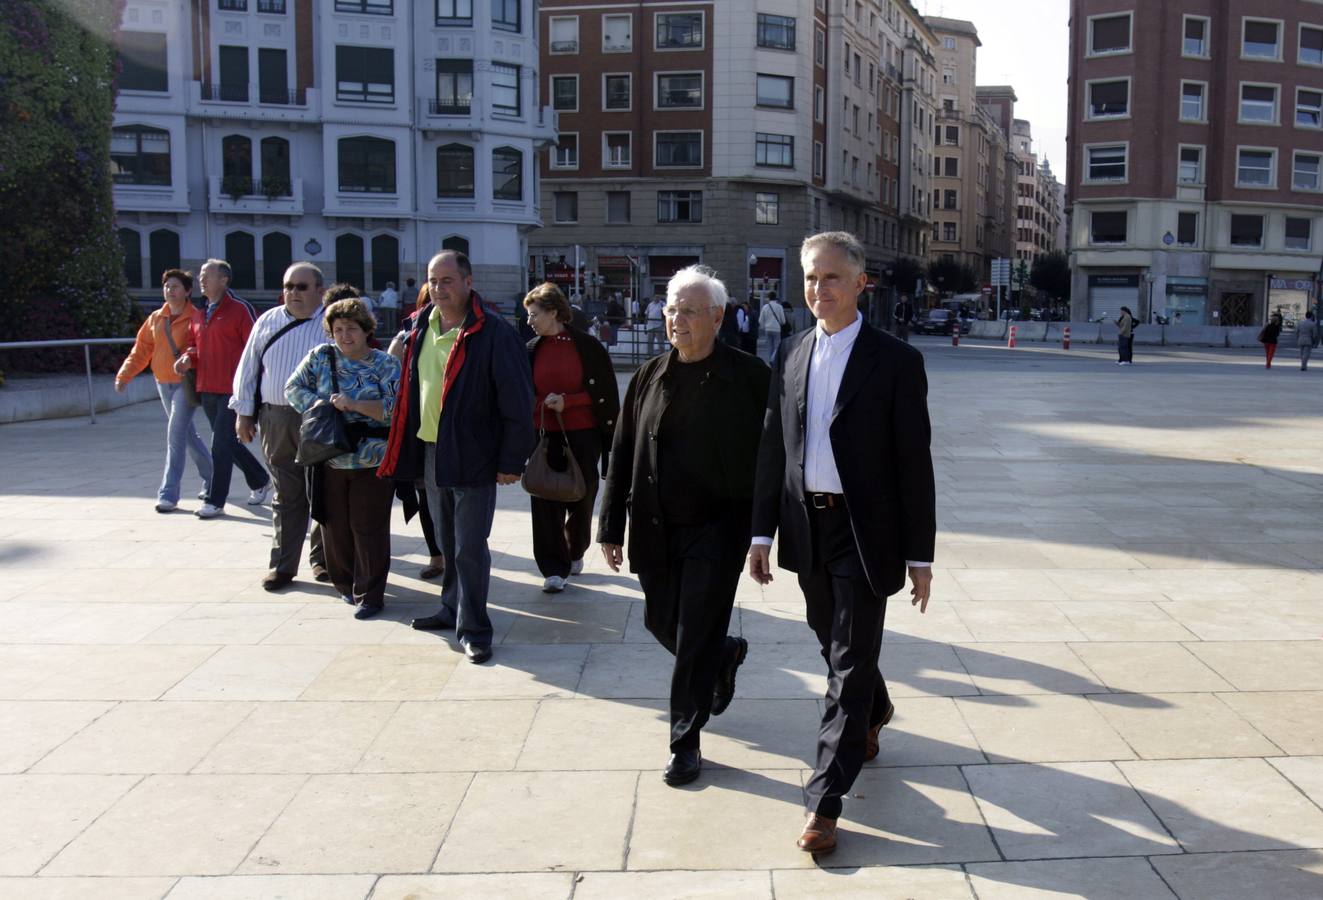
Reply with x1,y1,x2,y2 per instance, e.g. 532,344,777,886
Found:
952,325,960,347
1007,324,1017,348
0,337,136,424
1063,325,1071,350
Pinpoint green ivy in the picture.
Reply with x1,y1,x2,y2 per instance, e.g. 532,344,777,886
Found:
0,0,132,353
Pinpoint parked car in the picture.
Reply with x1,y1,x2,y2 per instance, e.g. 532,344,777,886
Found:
915,308,967,335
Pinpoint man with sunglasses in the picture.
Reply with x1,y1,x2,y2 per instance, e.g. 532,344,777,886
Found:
231,262,331,591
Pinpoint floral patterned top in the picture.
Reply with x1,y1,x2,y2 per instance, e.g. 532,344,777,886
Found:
285,345,401,470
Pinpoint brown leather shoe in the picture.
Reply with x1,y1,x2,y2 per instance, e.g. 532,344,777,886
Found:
797,813,838,854
865,701,896,762
261,570,294,592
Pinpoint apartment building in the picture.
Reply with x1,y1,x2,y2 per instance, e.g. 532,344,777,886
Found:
1011,119,1063,264
531,0,937,308
113,0,555,306
1067,0,1323,325
978,84,1021,272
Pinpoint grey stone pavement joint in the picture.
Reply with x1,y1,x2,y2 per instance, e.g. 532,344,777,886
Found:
1,340,1322,899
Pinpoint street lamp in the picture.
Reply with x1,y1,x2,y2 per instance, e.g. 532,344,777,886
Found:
1145,272,1156,324
748,253,758,303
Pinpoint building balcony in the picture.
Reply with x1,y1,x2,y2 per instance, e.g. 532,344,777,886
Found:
322,188,410,219
208,175,305,216
419,95,481,135
937,107,961,120
113,182,189,214
190,82,320,122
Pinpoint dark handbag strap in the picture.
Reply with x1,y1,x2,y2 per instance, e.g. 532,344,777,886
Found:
537,403,570,441
161,313,184,360
254,316,308,410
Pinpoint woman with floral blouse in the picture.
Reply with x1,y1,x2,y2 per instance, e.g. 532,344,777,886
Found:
286,296,401,619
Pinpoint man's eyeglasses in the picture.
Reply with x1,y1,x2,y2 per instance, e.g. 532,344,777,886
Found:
283,282,311,292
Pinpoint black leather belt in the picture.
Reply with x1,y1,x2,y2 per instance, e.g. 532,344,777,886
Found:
806,492,845,509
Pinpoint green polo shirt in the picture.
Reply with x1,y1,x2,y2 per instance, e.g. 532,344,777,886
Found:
417,306,460,443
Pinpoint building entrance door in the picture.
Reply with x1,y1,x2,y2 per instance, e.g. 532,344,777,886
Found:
1218,293,1253,326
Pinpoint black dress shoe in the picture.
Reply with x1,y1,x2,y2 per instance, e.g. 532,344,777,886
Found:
411,611,456,631
664,749,702,786
463,641,492,664
711,637,749,716
354,604,383,620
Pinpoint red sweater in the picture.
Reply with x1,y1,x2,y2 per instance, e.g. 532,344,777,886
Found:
532,334,595,431
187,291,257,394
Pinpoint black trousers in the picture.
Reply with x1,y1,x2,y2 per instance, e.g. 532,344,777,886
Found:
322,466,394,608
799,502,891,821
416,486,442,558
636,519,745,753
529,428,601,578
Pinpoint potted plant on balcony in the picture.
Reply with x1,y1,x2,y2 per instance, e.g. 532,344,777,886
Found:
260,175,292,200
222,174,252,200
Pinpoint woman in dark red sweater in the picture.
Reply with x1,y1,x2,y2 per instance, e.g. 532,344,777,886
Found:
524,283,620,592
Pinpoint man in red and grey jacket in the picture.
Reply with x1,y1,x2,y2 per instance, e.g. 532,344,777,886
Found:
174,259,272,518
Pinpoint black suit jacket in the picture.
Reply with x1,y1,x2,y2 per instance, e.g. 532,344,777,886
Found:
751,321,936,598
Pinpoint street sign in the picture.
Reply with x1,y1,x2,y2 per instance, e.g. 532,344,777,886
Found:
990,259,1011,287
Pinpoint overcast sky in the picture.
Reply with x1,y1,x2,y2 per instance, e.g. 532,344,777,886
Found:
918,0,1069,181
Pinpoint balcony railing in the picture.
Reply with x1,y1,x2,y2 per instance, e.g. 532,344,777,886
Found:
429,96,473,115
200,83,307,106
218,0,247,10
201,82,249,102
550,40,578,52
256,0,286,13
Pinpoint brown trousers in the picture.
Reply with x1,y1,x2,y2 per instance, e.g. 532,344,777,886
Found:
321,465,394,608
258,404,324,575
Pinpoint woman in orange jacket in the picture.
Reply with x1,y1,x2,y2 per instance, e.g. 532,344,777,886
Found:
116,269,213,513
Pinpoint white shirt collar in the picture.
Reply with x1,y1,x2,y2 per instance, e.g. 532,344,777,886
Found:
814,312,863,350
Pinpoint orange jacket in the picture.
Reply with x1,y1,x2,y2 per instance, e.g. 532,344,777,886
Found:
116,302,203,386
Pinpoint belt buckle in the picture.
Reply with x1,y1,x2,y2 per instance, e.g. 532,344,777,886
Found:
811,493,829,509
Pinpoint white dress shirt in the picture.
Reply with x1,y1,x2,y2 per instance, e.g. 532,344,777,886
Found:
752,312,929,567
228,306,327,415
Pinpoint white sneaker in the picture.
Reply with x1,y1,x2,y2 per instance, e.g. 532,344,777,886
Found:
542,575,566,593
570,558,584,576
197,489,207,500
154,500,177,514
195,503,224,519
247,482,274,505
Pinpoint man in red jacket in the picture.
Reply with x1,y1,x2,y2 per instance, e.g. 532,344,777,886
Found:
174,259,272,518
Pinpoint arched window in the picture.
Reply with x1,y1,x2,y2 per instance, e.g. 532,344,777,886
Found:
118,228,142,287
338,137,396,193
371,235,400,292
437,143,475,198
110,125,170,185
336,234,366,289
224,231,257,291
441,235,470,256
263,232,293,290
492,146,522,200
148,230,180,283
259,137,292,195
222,135,253,196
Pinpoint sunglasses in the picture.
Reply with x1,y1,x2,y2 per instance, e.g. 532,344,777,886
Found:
283,282,311,292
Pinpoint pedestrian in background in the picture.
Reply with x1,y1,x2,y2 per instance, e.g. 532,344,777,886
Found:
1298,311,1319,371
524,283,619,593
115,268,212,513
758,294,788,364
1259,312,1283,369
378,281,400,334
893,295,914,342
1116,306,1135,365
645,295,666,356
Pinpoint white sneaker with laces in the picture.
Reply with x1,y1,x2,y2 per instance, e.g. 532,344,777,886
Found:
247,482,273,505
570,558,584,576
195,503,224,519
542,575,566,593
155,500,177,513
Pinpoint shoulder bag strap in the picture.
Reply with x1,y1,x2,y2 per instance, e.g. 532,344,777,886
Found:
161,313,183,359
254,316,311,410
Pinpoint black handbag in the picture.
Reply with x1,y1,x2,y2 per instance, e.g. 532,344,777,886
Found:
521,407,586,503
295,348,354,466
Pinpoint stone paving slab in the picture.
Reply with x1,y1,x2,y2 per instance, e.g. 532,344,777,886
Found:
2,343,1322,897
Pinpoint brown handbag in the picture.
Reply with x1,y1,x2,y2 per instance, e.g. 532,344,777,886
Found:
521,407,586,503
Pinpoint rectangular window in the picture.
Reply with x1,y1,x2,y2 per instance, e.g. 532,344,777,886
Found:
1178,146,1203,183
1242,19,1280,59
338,138,395,193
1239,84,1278,123
943,222,957,241
756,74,793,108
437,144,474,197
1088,79,1129,118
492,147,521,200
335,0,393,13
757,13,795,50
944,189,957,209
1090,210,1127,244
551,133,577,169
1285,217,1312,250
656,12,703,49
1180,82,1205,121
435,0,471,26
492,0,519,33
1230,214,1264,246
602,13,632,51
1294,152,1321,191
1302,26,1323,66
657,190,702,223
218,45,248,101
119,31,168,92
551,75,577,111
1183,16,1209,57
945,125,959,145
755,133,793,167
335,45,394,104
554,191,577,223
436,60,473,114
1237,148,1274,187
815,27,825,66
755,192,779,225
604,74,631,111
814,86,824,123
491,63,520,116
110,126,171,185
656,72,703,108
606,191,631,223
1297,89,1322,127
604,132,631,168
1089,13,1131,55
549,16,578,53
944,157,958,177
813,141,824,178
257,48,289,104
1177,211,1198,245
655,131,702,168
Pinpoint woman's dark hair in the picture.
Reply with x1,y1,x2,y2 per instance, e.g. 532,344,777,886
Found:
322,282,361,306
523,282,573,324
323,298,376,336
161,268,193,292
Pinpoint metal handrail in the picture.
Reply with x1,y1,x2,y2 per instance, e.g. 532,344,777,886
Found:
0,337,137,424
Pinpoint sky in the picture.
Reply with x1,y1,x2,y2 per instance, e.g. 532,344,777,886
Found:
918,0,1070,180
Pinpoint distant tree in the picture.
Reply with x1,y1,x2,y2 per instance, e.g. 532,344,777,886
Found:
1030,251,1072,301
890,257,924,297
926,258,977,294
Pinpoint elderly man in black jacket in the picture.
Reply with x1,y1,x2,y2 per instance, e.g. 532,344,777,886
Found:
599,265,771,787
749,231,936,856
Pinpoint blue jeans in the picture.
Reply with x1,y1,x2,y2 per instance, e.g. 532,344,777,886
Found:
200,392,269,508
426,447,496,649
156,381,213,505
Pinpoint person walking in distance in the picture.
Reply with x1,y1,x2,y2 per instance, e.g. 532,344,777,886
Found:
758,293,788,364
749,231,936,856
1259,312,1283,369
1116,306,1135,365
174,259,272,519
1297,311,1320,371
892,295,914,342
379,250,535,665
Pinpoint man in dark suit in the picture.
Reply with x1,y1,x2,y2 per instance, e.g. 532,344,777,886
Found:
749,231,936,856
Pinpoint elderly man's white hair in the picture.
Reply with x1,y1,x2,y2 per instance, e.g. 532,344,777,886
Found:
665,265,728,310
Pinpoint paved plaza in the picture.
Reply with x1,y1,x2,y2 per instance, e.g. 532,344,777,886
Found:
2,339,1322,899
